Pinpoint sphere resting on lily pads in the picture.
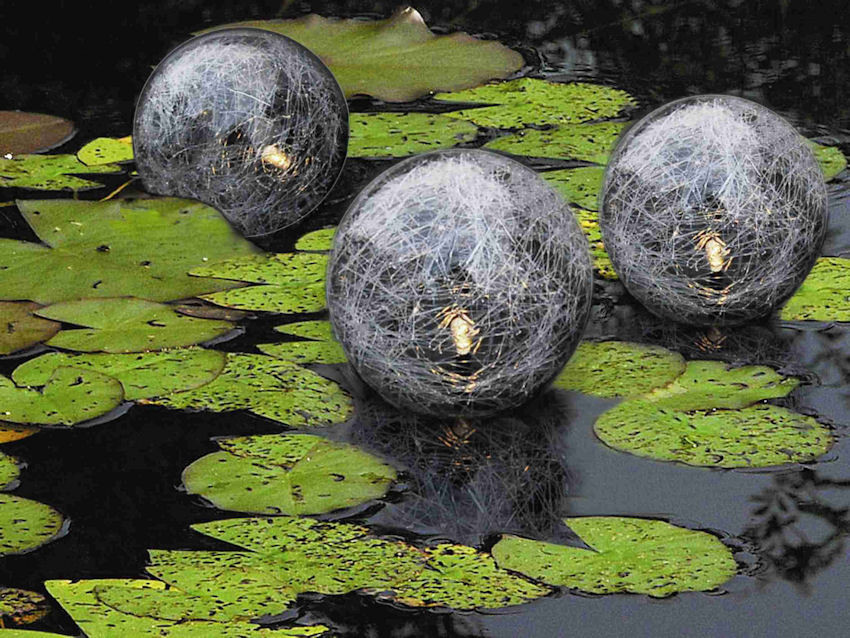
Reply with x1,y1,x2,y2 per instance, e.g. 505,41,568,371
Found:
327,149,593,417
600,95,827,326
134,28,348,237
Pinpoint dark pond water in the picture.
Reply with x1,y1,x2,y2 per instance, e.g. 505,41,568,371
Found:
2,1,850,636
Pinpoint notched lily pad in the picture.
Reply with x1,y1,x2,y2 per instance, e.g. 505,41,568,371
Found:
349,112,478,158
780,257,850,322
492,516,737,597
36,298,234,353
553,341,686,398
0,587,49,626
259,321,347,364
77,136,134,166
0,154,122,190
0,302,60,355
0,494,64,555
183,433,396,515
0,111,75,155
485,122,624,163
295,227,335,253
811,141,847,181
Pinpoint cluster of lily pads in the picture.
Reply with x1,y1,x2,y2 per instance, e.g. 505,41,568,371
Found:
0,6,847,637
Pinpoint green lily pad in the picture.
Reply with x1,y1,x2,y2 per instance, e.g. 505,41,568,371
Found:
0,366,123,426
0,587,49,626
36,298,234,353
0,154,122,190
437,78,636,129
0,111,75,155
349,112,478,158
573,207,617,279
553,341,685,398
259,321,347,364
0,198,259,305
485,122,624,163
780,257,850,322
0,494,64,555
295,227,335,253
0,302,60,355
12,349,226,401
0,453,20,490
542,167,605,211
183,433,396,515
0,631,69,637
492,516,737,597
206,8,523,102
77,136,134,166
145,353,352,428
811,141,847,181
202,283,326,315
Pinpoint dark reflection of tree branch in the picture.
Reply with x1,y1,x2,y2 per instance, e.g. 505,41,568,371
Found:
349,390,575,546
743,469,850,593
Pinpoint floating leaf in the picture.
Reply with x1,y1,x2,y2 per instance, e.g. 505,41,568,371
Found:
492,516,736,597
0,494,64,555
349,112,478,158
0,367,123,426
0,630,68,637
206,7,523,102
172,300,249,322
12,349,226,401
553,341,685,398
485,122,624,163
0,154,122,190
0,452,20,490
811,141,847,181
202,284,326,314
436,79,636,129
573,207,617,279
36,298,234,353
0,198,259,305
145,353,352,428
183,433,396,515
0,587,49,626
0,302,60,355
295,227,335,252
0,111,75,155
780,257,850,322
77,136,134,166
0,426,38,445
259,321,347,364
542,167,605,211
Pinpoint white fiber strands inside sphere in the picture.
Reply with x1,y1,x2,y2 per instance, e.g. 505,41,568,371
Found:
134,28,348,237
600,95,828,326
328,150,593,417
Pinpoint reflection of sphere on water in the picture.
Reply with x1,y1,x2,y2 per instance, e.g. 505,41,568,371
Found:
134,28,348,237
600,95,827,326
327,149,593,417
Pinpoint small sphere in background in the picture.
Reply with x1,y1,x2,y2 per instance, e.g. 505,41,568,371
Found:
327,149,593,417
600,94,827,326
134,28,348,237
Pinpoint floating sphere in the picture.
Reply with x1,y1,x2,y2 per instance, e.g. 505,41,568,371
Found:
600,95,827,326
134,28,348,237
327,149,593,417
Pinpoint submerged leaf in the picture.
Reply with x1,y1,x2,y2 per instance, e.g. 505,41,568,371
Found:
0,302,60,355
294,227,335,252
0,587,49,626
77,136,134,166
485,122,624,163
0,494,64,555
492,516,736,597
780,257,850,322
0,154,122,190
0,111,75,155
349,112,478,158
810,141,847,181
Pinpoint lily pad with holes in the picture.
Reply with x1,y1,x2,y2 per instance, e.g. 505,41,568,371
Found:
542,167,605,211
492,516,737,597
12,349,226,401
183,433,396,515
780,257,850,322
349,112,478,158
573,207,617,279
202,283,326,314
0,111,75,155
145,353,352,428
553,341,685,399
204,8,523,102
811,142,847,181
0,302,60,355
36,298,234,353
0,426,38,445
259,321,347,364
486,122,625,163
0,367,123,426
0,198,259,305
0,154,122,190
0,494,64,555
0,453,20,490
436,79,636,129
0,588,49,626
295,228,335,252
77,136,134,166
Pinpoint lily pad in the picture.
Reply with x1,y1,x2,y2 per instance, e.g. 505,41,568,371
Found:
542,167,605,211
0,366,123,426
0,426,38,445
145,353,352,428
0,154,122,190
77,136,134,166
0,452,20,490
12,349,226,401
492,516,737,597
0,302,60,355
259,321,347,364
183,433,396,515
573,207,617,279
206,7,523,102
202,284,326,315
36,298,234,353
0,587,49,626
0,198,259,305
780,257,850,322
485,122,625,163
811,141,847,181
0,494,64,555
0,111,75,155
553,341,686,398
437,79,636,129
349,112,478,158
295,227,335,252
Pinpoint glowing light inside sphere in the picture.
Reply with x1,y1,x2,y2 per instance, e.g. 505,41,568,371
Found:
327,149,593,417
600,94,828,326
134,28,348,237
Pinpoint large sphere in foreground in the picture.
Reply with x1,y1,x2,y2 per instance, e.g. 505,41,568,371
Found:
134,28,348,237
327,149,593,417
600,95,827,326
